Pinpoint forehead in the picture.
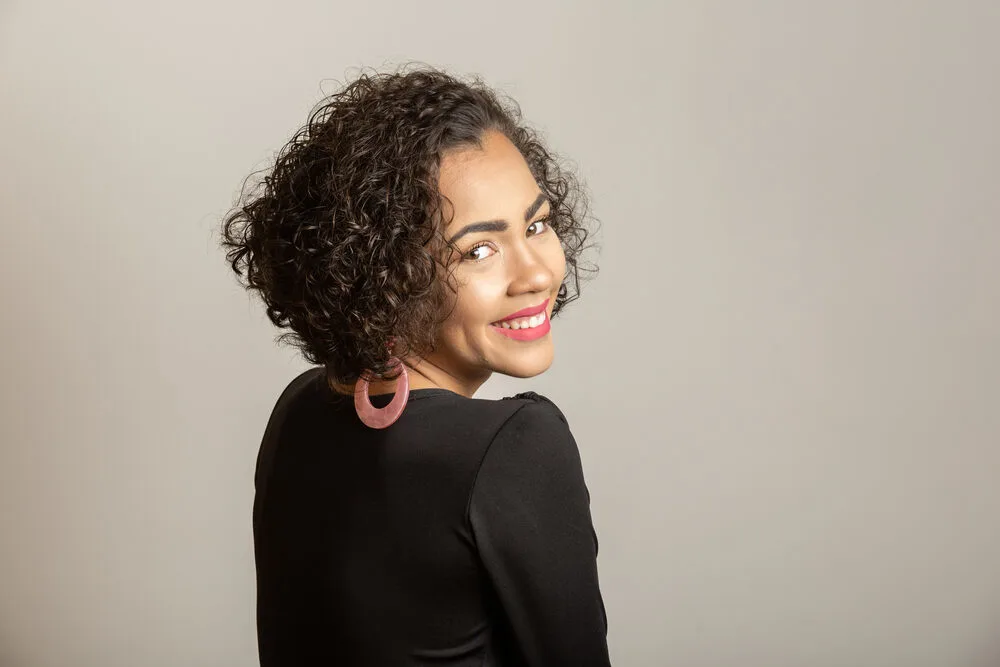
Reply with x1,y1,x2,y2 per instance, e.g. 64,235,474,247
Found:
437,131,540,226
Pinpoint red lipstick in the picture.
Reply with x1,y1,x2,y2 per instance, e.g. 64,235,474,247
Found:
494,298,550,324
489,298,552,342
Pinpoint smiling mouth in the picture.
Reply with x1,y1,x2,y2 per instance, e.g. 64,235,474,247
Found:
489,310,551,342
490,310,548,330
491,297,551,327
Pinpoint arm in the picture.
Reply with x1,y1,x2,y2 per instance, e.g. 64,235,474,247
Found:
468,398,611,666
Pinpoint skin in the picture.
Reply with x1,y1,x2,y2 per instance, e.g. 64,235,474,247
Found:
331,129,567,398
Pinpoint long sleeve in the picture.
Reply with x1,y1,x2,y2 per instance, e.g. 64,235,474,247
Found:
468,397,611,666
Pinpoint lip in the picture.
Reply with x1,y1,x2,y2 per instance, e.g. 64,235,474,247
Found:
493,298,550,324
490,314,551,341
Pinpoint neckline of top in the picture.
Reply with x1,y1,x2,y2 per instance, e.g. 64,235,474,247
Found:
324,385,464,401
313,369,539,402
368,387,460,400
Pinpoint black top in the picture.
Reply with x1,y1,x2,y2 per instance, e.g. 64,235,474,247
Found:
252,367,611,666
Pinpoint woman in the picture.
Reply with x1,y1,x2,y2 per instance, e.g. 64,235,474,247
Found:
221,65,611,666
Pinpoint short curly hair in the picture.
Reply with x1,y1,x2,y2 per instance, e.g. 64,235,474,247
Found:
220,64,598,387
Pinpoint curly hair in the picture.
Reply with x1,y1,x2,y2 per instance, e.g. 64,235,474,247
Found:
220,64,598,388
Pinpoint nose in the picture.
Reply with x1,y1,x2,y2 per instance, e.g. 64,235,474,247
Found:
505,242,554,297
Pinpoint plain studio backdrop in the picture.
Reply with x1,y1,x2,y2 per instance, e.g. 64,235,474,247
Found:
1,1,999,665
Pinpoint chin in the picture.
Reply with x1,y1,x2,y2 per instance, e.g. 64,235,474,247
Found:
495,349,555,379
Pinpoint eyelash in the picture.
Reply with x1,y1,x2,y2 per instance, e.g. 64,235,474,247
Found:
465,217,552,262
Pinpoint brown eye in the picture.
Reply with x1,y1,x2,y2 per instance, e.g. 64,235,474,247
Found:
528,217,552,236
466,242,495,262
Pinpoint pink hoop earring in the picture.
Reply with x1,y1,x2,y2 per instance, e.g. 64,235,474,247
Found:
354,357,410,429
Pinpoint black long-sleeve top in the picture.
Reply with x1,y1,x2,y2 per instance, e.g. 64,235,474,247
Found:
252,367,611,666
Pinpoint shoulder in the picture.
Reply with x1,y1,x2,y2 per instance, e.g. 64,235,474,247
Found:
406,390,569,443
483,391,580,472
254,368,323,492
468,391,591,524
500,390,570,426
287,366,326,401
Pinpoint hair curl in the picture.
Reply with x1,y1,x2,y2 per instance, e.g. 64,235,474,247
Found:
220,64,599,388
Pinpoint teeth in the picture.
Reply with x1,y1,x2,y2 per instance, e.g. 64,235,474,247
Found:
497,311,546,329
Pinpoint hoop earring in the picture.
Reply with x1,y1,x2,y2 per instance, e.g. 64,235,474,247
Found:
354,357,410,429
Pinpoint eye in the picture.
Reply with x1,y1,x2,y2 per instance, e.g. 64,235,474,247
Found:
528,216,552,236
465,242,495,262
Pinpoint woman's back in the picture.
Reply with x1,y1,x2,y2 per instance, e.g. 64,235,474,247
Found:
253,368,611,666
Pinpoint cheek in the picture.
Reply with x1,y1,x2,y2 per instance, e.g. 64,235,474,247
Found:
446,280,504,333
545,239,568,280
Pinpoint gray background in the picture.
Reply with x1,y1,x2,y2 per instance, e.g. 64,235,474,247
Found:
2,1,999,665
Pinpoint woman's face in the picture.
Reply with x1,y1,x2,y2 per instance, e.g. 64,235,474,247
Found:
409,129,566,396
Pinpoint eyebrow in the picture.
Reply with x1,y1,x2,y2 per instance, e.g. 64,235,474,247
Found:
447,192,549,245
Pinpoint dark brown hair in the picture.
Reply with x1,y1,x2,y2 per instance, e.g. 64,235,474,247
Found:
220,64,598,387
